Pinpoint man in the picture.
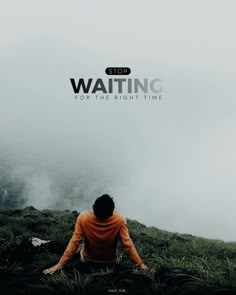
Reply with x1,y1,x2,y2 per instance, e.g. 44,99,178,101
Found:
43,194,148,274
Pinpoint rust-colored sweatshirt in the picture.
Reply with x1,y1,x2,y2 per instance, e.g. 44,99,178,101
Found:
58,210,143,267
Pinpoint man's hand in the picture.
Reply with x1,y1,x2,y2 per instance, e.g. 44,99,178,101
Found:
139,263,148,270
43,263,62,275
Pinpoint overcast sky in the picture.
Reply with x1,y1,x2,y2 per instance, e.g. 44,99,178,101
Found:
1,0,236,241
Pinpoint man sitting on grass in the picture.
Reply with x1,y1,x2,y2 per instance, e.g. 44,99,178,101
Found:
43,194,148,274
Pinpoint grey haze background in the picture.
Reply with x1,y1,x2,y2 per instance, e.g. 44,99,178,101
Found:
0,0,236,240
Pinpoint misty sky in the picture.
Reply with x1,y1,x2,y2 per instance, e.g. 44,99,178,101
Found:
1,0,236,241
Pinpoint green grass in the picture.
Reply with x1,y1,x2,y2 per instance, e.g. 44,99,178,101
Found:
1,206,236,294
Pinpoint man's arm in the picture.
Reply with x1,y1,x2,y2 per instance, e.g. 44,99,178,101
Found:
119,219,148,270
43,214,84,274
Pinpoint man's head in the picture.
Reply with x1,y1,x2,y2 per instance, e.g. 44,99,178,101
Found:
92,194,115,219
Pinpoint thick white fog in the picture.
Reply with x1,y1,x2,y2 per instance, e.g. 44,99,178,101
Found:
0,0,236,241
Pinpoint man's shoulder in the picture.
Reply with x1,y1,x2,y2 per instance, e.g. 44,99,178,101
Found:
113,211,127,224
77,210,93,221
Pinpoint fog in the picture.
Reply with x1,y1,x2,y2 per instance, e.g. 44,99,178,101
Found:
0,0,236,241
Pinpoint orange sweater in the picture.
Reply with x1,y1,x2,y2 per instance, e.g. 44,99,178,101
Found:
58,210,143,267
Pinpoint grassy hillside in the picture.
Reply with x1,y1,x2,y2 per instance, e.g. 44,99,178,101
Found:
0,207,236,294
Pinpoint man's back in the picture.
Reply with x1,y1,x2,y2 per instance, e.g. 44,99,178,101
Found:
58,209,144,267
43,194,147,275
80,210,125,263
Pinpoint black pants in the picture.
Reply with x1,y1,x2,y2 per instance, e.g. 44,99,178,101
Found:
63,252,118,274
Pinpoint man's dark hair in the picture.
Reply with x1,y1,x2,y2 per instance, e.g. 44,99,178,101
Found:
93,194,115,219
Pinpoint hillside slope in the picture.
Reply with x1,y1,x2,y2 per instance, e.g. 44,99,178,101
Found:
0,207,236,294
